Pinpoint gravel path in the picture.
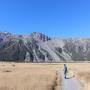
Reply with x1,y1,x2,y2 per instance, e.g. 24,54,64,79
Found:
60,71,81,90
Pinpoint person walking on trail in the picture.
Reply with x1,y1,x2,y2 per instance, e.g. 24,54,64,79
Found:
64,64,68,79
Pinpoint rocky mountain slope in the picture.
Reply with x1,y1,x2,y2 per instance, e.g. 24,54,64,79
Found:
0,32,90,62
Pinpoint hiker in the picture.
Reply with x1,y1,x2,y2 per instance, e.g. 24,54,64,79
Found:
64,64,68,79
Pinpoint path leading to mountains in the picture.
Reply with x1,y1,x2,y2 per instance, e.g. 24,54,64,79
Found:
60,70,81,90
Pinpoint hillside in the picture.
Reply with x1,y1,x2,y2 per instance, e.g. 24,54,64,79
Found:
0,32,90,62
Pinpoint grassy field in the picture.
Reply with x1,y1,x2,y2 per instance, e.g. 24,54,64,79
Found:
0,62,89,90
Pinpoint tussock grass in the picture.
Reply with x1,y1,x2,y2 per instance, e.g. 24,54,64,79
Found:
0,62,62,90
77,72,90,90
0,62,90,90
67,63,90,90
54,71,61,90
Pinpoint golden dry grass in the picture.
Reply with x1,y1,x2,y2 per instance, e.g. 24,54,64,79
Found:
0,62,90,90
65,63,90,90
0,62,63,90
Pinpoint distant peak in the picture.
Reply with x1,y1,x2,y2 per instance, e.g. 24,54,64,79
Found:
31,32,44,36
0,31,51,42
30,32,51,42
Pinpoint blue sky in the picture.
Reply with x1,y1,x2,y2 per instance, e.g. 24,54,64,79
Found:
0,0,90,37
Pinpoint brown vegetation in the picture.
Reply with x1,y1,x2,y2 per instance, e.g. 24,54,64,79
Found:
0,62,63,90
66,63,90,90
0,62,89,90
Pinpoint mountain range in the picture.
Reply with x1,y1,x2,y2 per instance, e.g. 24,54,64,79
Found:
0,32,90,62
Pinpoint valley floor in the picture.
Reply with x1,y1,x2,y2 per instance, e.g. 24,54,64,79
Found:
0,62,90,90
